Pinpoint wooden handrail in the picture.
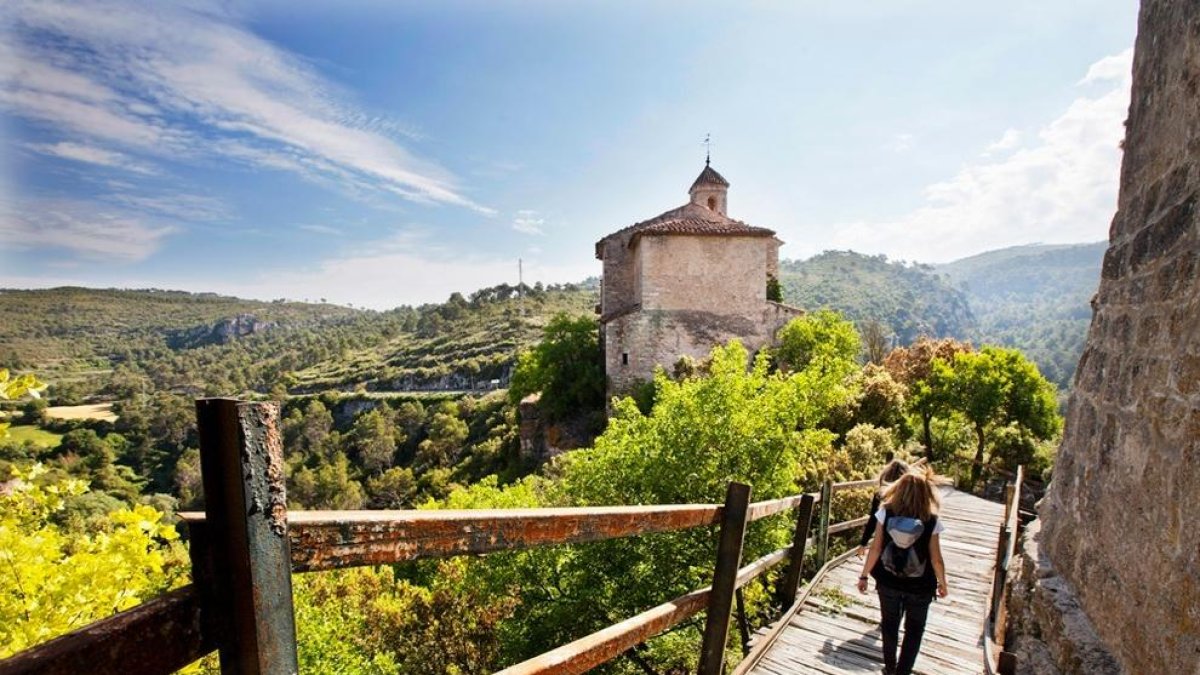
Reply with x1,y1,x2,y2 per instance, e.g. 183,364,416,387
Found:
983,465,1023,675
0,586,213,675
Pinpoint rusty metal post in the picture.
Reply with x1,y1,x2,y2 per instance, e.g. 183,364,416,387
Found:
697,482,752,675
195,398,298,675
735,588,751,657
816,480,832,568
778,493,815,608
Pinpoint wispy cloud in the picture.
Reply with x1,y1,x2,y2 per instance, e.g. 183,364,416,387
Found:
513,209,545,235
23,141,158,174
0,198,177,262
1,0,489,212
820,49,1132,262
299,224,344,236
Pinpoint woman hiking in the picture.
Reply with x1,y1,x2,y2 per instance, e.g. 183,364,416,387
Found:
855,458,910,558
855,465,948,675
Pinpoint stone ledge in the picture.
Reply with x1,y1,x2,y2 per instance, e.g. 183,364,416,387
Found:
1006,519,1123,675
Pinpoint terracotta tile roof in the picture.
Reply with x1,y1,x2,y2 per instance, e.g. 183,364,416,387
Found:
596,202,775,254
690,164,730,190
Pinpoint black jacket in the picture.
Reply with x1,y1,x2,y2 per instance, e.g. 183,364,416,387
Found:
869,508,939,594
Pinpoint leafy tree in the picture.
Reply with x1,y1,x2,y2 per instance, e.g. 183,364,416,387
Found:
289,452,366,509
775,310,861,375
367,466,417,509
349,407,402,475
507,314,604,421
415,403,469,470
883,337,972,457
859,319,890,364
935,347,1061,482
0,369,45,437
766,274,783,302
0,464,188,657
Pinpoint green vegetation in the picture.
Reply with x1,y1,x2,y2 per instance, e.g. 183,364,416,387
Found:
938,242,1105,389
778,251,975,344
4,425,63,448
508,314,604,422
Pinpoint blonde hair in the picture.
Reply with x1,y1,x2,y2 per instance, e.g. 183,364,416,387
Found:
881,465,944,522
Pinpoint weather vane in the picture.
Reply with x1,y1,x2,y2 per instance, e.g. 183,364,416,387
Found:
704,133,712,166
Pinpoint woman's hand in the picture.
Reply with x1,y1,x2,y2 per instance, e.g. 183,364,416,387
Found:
937,580,949,598
855,545,868,558
856,576,869,594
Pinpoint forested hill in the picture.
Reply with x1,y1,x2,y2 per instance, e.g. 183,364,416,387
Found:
0,283,596,402
936,242,1106,388
779,244,1105,389
778,251,976,343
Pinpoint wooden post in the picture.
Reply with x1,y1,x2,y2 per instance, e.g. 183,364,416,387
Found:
735,588,751,657
778,493,816,607
698,482,752,675
816,480,832,568
195,398,298,675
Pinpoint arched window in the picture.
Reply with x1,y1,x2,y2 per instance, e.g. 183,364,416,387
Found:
707,196,717,210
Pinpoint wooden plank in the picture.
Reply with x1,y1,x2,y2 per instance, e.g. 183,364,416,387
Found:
741,487,1009,675
0,586,213,675
183,503,726,572
779,494,816,607
698,482,752,675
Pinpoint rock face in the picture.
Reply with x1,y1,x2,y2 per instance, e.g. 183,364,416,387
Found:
1032,1,1200,672
169,314,276,349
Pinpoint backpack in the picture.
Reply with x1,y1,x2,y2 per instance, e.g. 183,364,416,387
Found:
881,513,928,578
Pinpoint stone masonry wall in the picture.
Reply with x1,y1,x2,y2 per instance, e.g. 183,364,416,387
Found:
636,235,769,312
1035,1,1200,672
605,303,801,393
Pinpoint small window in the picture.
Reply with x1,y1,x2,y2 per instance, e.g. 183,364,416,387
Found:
622,352,629,366
707,196,717,210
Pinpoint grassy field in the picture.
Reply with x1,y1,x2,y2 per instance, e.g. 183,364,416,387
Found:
5,425,63,448
45,403,118,422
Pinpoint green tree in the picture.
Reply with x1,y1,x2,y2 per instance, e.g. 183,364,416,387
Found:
883,337,972,458
0,464,188,657
367,466,417,509
775,310,861,375
936,347,1061,482
507,314,603,421
349,407,402,475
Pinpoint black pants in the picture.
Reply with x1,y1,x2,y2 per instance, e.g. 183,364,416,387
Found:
877,585,934,675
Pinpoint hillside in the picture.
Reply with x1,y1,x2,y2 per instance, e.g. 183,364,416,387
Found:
778,251,976,343
0,284,597,402
937,242,1105,388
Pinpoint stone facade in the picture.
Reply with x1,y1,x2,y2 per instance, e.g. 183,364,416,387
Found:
1016,1,1200,672
596,164,802,393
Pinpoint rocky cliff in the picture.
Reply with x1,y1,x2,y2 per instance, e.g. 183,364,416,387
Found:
1027,1,1200,672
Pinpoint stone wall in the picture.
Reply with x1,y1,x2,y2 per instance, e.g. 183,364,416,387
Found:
604,303,801,393
597,232,637,320
635,235,769,312
1031,1,1200,672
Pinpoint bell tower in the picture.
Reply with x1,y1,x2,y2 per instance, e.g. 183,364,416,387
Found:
688,158,730,215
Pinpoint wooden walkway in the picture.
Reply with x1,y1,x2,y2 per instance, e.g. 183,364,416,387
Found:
745,489,1006,675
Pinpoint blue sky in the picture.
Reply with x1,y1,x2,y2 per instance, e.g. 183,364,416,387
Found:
1,0,1137,309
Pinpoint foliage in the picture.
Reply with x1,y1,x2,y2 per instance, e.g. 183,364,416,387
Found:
933,347,1061,480
507,314,604,422
883,337,973,458
0,464,188,657
765,274,783,303
774,310,862,375
778,251,975,344
1,369,46,438
292,561,517,675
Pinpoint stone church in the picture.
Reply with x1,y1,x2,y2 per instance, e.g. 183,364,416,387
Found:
595,162,802,393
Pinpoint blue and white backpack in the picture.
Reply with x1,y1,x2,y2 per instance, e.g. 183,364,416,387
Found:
882,514,928,578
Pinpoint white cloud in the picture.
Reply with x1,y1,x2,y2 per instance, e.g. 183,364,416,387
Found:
513,209,545,235
1,0,488,212
982,128,1021,156
0,198,177,261
0,235,597,309
23,141,158,174
817,49,1132,263
1079,48,1134,86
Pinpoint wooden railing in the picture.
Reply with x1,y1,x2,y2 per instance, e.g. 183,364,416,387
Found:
0,398,895,675
984,464,1024,675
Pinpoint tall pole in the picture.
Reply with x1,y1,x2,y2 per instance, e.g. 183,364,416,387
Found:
519,258,525,317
